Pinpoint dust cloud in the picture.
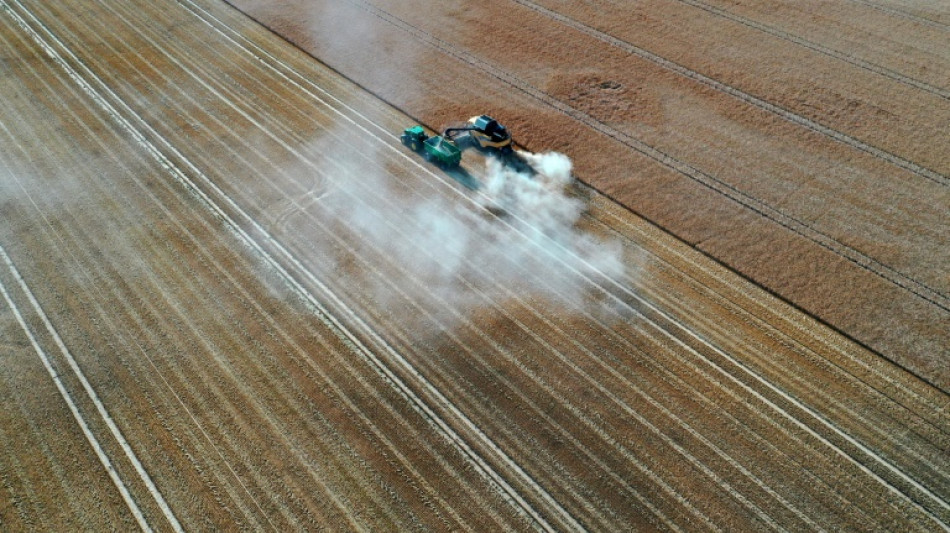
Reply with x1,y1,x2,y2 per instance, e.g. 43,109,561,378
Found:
298,132,626,329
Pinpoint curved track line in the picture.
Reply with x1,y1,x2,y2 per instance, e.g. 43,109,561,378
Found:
0,249,153,533
5,2,576,529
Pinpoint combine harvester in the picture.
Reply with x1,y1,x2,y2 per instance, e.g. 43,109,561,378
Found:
400,115,515,170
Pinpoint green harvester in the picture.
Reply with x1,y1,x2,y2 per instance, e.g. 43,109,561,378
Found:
401,125,462,169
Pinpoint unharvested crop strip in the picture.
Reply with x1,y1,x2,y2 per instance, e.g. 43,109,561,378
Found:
846,0,950,32
345,0,950,314
668,0,949,99
4,1,572,529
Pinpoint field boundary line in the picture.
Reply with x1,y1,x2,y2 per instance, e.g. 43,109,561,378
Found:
0,247,153,533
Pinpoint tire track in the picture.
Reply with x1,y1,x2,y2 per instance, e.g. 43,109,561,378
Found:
0,43,466,524
0,57,187,531
9,0,950,524
95,15,804,523
0,247,156,533
593,197,950,435
32,8,540,527
156,0,950,454
60,3,698,526
0,38,288,529
135,0,950,467
846,0,950,32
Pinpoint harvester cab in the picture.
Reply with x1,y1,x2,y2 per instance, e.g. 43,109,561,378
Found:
443,115,513,153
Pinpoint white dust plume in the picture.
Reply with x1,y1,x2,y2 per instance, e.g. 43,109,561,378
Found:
293,132,627,330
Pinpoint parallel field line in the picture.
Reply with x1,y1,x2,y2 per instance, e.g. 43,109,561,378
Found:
0,32,289,528
111,11,898,524
0,248,153,533
846,0,950,32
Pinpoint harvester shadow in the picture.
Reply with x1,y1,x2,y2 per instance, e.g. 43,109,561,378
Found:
441,166,481,190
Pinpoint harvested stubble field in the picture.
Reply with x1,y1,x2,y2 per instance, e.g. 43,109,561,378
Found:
0,0,947,531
